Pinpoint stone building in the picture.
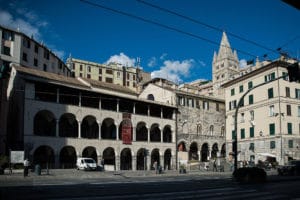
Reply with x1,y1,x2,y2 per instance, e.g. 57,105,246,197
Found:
4,64,177,170
139,78,226,169
223,60,300,165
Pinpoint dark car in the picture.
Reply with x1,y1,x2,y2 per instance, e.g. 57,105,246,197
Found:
278,160,300,176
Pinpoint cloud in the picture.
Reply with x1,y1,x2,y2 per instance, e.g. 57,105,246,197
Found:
151,59,194,83
106,53,136,67
147,57,157,67
198,60,206,67
239,59,247,68
160,53,168,60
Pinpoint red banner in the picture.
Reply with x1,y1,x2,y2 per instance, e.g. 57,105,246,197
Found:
122,113,132,144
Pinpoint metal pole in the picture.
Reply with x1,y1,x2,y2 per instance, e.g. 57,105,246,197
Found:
233,75,286,170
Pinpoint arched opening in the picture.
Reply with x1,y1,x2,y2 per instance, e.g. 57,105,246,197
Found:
211,143,219,159
103,147,115,170
147,94,154,101
81,115,99,139
210,125,214,135
59,113,78,137
164,149,172,170
163,125,172,143
221,143,226,157
151,149,160,170
177,141,187,152
34,110,56,136
33,145,55,168
120,148,132,170
118,119,133,142
197,124,202,135
101,118,116,139
221,126,225,137
59,146,77,168
189,142,199,161
136,122,147,141
136,148,147,170
150,124,161,142
201,143,209,162
82,146,98,163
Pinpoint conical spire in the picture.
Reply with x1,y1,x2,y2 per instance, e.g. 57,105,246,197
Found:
218,32,234,59
213,51,217,63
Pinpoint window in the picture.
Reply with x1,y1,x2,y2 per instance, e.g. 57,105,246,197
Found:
80,65,83,71
240,113,245,123
269,123,275,135
3,46,11,56
133,74,136,81
288,140,293,148
298,106,300,117
231,88,235,96
178,96,185,106
44,50,50,59
43,64,47,71
2,30,14,41
127,81,130,86
99,68,102,74
250,127,254,138
22,52,28,62
106,77,113,83
80,73,83,77
269,105,275,116
286,87,290,97
282,72,288,81
249,95,253,104
197,124,202,135
23,38,31,48
87,74,91,79
210,125,214,135
296,89,300,99
265,72,275,82
229,100,236,110
288,123,292,134
270,141,276,149
248,81,253,89
249,143,255,151
98,76,102,81
268,88,274,99
34,44,39,53
87,66,91,73
196,100,200,109
240,128,245,139
287,105,292,116
250,110,254,120
133,82,136,87
203,101,209,110
106,69,113,74
34,58,38,67
127,73,130,80
221,126,225,136
239,85,243,93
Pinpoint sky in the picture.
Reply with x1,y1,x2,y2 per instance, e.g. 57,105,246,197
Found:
0,0,299,84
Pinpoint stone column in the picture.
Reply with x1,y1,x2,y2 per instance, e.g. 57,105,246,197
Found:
78,121,81,138
147,155,151,171
160,107,163,119
56,119,59,137
160,155,164,169
117,99,119,112
98,122,101,140
116,124,119,141
147,105,150,116
79,92,81,107
56,88,60,103
132,155,136,171
160,127,163,143
54,154,60,169
133,103,136,114
147,127,150,143
116,155,120,171
132,126,136,142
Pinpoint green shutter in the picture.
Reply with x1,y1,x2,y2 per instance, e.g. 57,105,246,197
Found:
239,85,243,93
269,123,275,135
248,81,253,89
249,95,253,104
268,88,274,99
241,129,245,139
231,88,235,96
288,123,292,134
250,127,254,138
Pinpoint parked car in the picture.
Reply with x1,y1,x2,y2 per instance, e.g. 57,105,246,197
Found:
278,160,300,176
76,158,97,171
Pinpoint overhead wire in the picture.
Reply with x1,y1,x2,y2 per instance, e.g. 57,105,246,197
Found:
80,0,257,58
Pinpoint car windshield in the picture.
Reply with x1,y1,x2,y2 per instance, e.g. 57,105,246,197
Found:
84,159,95,163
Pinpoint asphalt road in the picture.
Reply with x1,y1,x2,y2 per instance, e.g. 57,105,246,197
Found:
1,175,300,200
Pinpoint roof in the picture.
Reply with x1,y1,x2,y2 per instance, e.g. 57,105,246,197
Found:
221,60,289,88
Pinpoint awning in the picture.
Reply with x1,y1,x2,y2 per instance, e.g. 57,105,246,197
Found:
257,153,276,158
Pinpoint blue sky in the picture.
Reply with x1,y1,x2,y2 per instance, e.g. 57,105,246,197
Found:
0,0,299,83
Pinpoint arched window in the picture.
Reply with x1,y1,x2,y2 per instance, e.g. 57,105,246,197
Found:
221,126,225,137
197,124,202,135
147,94,155,101
210,125,214,136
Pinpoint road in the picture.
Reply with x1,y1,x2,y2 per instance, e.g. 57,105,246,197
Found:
1,175,300,200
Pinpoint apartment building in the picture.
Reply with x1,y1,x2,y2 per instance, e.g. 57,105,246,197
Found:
223,60,300,165
66,57,151,92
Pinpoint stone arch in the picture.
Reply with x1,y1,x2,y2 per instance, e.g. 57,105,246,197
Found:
103,147,115,170
34,110,56,136
201,143,209,162
177,141,187,152
82,146,98,163
163,125,172,143
101,118,116,139
136,122,148,141
189,142,199,161
221,143,226,157
211,143,219,159
81,115,99,139
59,146,77,168
147,94,154,101
151,149,160,169
33,145,55,168
150,124,161,142
120,148,132,170
164,149,172,170
136,148,147,170
59,113,78,137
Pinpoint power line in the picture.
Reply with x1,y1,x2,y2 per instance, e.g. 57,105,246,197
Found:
80,0,257,58
136,0,278,54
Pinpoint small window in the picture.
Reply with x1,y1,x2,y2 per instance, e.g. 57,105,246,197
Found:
34,44,39,53
106,69,113,74
87,74,91,79
147,94,154,101
269,123,275,135
249,95,254,104
22,52,28,62
287,105,292,116
270,141,276,149
296,89,300,99
268,88,274,99
250,127,254,138
288,140,293,148
269,105,275,116
286,87,290,97
34,58,38,67
250,110,254,120
3,46,11,56
231,88,235,96
43,64,47,71
288,123,292,134
240,128,245,139
248,81,253,89
239,85,243,93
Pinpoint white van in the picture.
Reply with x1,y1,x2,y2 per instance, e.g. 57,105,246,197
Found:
76,157,97,171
